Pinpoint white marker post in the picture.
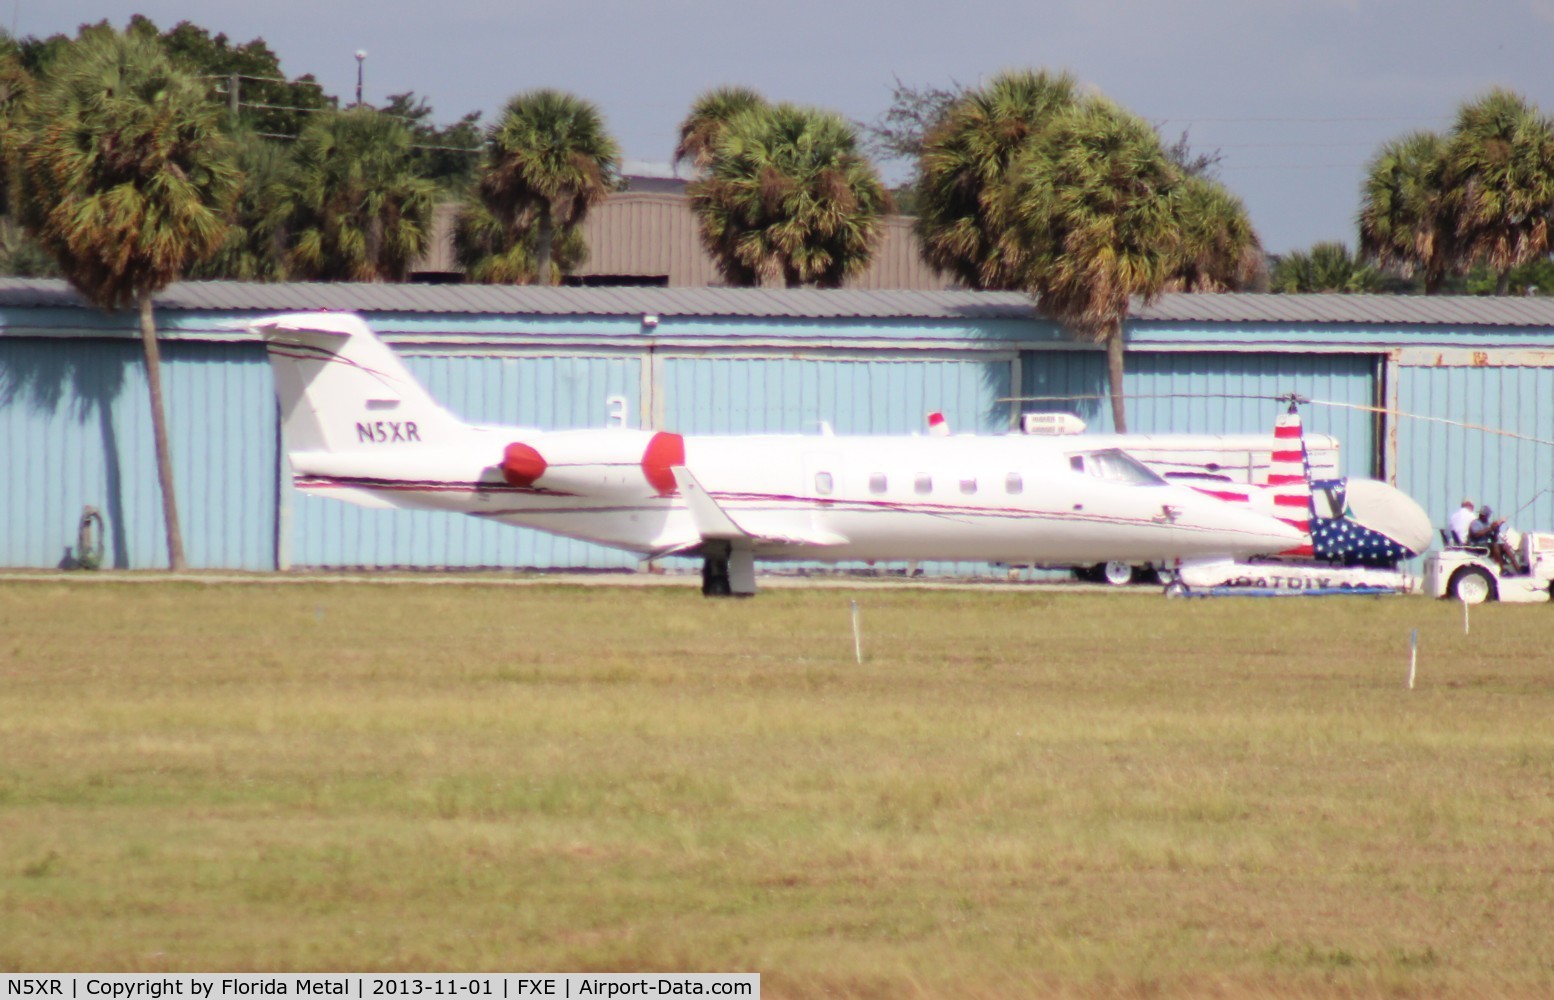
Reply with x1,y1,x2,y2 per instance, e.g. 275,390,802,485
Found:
1462,597,1470,636
850,600,862,665
1408,628,1418,690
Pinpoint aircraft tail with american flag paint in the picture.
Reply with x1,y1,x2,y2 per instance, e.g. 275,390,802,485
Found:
1173,398,1434,593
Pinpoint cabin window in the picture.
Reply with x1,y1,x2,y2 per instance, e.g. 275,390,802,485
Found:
914,474,933,495
1005,473,1024,495
815,471,833,495
869,473,888,494
960,478,977,495
1070,455,1086,473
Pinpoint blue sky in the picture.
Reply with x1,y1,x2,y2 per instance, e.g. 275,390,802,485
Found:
23,0,1554,255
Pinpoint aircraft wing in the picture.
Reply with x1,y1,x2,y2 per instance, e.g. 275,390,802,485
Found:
661,467,849,556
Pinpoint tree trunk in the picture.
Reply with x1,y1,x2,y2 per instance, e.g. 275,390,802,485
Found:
1495,268,1511,296
139,292,186,571
1106,319,1129,433
536,205,553,285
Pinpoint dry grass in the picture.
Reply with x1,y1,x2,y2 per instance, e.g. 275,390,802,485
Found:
2,579,1553,997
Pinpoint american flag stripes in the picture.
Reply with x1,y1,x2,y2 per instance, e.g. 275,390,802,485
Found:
1268,405,1316,557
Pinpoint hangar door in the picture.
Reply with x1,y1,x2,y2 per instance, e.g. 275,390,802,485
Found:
1019,349,1379,477
1395,362,1554,539
287,351,642,570
658,350,1015,435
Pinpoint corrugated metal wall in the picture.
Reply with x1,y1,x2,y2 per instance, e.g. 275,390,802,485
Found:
1397,364,1554,538
1019,349,1378,476
0,338,277,570
287,351,642,570
575,192,718,286
660,352,1013,434
567,193,950,291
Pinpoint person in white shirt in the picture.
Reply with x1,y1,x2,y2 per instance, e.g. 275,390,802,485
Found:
1447,498,1476,545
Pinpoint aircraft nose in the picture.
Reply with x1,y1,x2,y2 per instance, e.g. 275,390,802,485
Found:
1176,495,1306,557
1220,504,1307,556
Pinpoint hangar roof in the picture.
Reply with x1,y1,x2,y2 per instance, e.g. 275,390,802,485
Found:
3,278,1554,328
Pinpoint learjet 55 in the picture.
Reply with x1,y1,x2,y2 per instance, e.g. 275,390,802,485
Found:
255,312,1303,595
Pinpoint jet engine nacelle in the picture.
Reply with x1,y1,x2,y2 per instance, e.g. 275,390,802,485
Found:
499,428,685,499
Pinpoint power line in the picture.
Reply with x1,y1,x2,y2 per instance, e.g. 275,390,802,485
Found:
1156,114,1453,125
252,129,479,155
200,72,325,88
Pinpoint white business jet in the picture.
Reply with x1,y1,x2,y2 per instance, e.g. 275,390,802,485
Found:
255,312,1303,595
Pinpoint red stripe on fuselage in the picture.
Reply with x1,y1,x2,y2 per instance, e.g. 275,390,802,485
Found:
1191,486,1251,503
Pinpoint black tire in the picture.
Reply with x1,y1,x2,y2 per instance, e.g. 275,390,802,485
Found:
701,556,733,597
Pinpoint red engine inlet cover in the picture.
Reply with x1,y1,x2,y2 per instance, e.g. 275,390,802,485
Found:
641,432,685,496
501,442,547,488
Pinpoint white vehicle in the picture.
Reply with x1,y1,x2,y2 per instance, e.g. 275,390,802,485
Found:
1423,526,1554,604
255,312,1304,596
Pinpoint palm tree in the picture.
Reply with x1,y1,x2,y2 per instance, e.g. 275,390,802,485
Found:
674,86,766,174
451,197,586,284
1269,242,1382,293
11,27,239,570
0,33,52,276
1008,95,1183,432
1358,131,1455,293
688,102,890,288
187,128,296,281
286,107,436,282
914,69,1079,289
0,31,34,209
478,89,620,285
1442,89,1554,294
1169,175,1264,292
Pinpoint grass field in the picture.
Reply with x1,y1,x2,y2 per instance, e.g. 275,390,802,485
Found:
2,578,1553,997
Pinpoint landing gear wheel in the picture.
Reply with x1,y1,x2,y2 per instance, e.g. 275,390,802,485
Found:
1102,560,1136,586
1448,566,1495,605
1074,564,1104,583
1163,581,1189,599
701,555,733,597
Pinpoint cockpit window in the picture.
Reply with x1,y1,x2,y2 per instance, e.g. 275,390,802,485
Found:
1067,448,1166,486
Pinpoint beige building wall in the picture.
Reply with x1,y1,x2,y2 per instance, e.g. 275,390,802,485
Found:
417,189,953,291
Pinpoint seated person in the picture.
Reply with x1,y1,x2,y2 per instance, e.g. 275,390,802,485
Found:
1447,498,1476,545
1469,505,1520,574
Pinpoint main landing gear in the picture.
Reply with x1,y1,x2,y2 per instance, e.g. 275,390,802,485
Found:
700,541,757,598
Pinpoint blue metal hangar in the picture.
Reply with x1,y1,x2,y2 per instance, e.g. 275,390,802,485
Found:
1,277,1551,572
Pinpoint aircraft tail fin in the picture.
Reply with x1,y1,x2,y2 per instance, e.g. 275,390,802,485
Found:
1268,402,1315,556
253,312,467,455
